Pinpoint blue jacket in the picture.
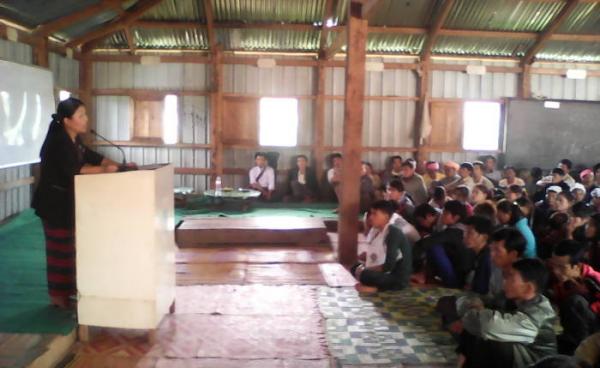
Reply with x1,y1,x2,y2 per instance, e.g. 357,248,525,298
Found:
515,218,537,258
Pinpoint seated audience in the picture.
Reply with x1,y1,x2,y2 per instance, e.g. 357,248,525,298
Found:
363,162,383,199
440,161,461,187
327,153,343,201
413,203,440,238
455,258,557,368
538,168,572,195
381,155,403,186
287,154,318,202
498,165,526,192
472,161,495,190
385,180,415,221
473,201,498,225
483,155,502,184
591,188,600,213
506,184,526,202
580,168,597,202
556,191,576,216
527,167,544,199
516,197,535,228
487,228,526,308
549,240,600,354
249,152,275,200
351,200,412,292
497,200,537,258
586,214,600,271
451,185,474,216
463,216,494,295
400,159,428,205
446,162,475,191
559,159,577,187
423,200,474,289
360,162,375,213
470,184,492,206
423,160,445,190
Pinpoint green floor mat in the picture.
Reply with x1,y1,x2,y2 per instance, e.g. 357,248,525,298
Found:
319,286,461,366
0,209,75,335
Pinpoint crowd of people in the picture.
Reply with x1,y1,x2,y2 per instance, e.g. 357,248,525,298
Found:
247,152,600,368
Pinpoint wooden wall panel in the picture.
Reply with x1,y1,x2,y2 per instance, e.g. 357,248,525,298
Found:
428,101,463,150
221,97,258,146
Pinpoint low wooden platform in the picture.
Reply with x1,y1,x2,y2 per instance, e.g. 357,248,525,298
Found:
176,217,329,247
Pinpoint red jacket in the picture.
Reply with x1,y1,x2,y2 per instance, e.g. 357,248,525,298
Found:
553,264,600,315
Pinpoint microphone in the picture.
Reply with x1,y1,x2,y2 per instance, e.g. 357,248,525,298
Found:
90,129,127,166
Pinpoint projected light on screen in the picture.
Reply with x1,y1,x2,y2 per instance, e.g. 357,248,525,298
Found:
0,60,55,169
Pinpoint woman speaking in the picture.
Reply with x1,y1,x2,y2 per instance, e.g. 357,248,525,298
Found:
32,97,133,308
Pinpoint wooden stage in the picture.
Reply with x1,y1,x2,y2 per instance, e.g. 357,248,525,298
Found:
176,216,330,247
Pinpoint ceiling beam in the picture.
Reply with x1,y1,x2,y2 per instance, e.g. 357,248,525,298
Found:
66,0,164,48
521,0,581,66
35,0,124,37
318,0,335,58
322,0,384,60
421,0,456,61
203,0,217,51
124,27,136,55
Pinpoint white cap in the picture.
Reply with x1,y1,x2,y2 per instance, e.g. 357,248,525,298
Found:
571,183,586,194
547,186,563,194
591,188,600,198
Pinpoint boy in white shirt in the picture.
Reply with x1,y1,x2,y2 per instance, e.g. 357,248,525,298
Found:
249,152,275,200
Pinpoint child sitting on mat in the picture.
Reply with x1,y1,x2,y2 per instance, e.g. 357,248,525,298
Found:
351,200,412,293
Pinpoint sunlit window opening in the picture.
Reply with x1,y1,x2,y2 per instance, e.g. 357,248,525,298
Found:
59,90,71,101
259,97,298,147
162,94,179,144
462,101,501,151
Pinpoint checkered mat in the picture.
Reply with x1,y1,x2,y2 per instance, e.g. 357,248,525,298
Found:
318,286,462,366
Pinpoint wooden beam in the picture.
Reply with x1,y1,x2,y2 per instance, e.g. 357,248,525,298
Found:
318,0,335,56
0,177,35,192
421,0,455,61
338,1,368,268
210,46,224,184
93,141,212,149
413,61,429,163
203,0,217,51
314,63,326,181
35,0,123,36
92,88,210,98
519,64,532,98
79,50,94,136
67,0,164,48
521,0,580,66
124,27,136,55
33,37,49,67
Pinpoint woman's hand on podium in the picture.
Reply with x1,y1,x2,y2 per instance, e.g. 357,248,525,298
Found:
103,164,119,173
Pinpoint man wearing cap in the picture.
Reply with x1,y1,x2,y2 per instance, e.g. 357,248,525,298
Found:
580,169,598,202
440,161,461,187
558,159,576,187
568,202,597,242
445,162,476,192
400,159,428,205
571,183,588,203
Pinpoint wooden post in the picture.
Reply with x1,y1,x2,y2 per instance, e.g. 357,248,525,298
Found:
313,63,326,179
210,47,224,185
519,64,531,99
34,37,49,68
413,61,429,163
80,48,95,144
338,2,368,268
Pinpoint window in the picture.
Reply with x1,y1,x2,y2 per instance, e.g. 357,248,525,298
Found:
259,97,298,147
162,94,178,144
59,90,71,101
462,101,501,151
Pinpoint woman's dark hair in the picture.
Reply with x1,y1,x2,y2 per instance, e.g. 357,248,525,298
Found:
255,152,267,159
508,184,523,195
552,167,565,176
443,200,467,223
52,97,84,124
491,228,526,257
414,203,438,219
496,199,523,225
371,200,396,217
387,179,405,192
296,154,308,161
464,216,494,237
558,190,574,203
554,240,586,265
473,201,497,223
432,186,446,201
559,159,573,170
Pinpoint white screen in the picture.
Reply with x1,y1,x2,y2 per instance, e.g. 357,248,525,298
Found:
0,60,55,169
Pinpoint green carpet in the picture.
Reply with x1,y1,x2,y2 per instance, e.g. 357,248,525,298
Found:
0,209,75,335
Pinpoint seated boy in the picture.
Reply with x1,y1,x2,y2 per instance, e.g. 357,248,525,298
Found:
451,185,474,217
385,180,415,222
446,162,476,192
548,240,600,354
249,152,275,200
413,203,440,237
351,200,412,292
422,200,474,288
287,154,318,202
400,159,428,205
456,258,557,368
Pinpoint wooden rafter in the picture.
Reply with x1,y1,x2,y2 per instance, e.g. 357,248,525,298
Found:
521,0,580,65
318,0,335,58
322,0,384,60
124,27,136,54
421,0,455,61
35,0,124,36
66,0,164,48
203,0,217,51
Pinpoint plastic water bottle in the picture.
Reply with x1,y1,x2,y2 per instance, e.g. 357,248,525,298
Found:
215,176,222,196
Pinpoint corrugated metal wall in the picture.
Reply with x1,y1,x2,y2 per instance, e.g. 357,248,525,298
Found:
531,62,600,101
0,39,80,222
93,62,211,192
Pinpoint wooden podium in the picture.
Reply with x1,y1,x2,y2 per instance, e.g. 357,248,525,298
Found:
74,164,176,341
